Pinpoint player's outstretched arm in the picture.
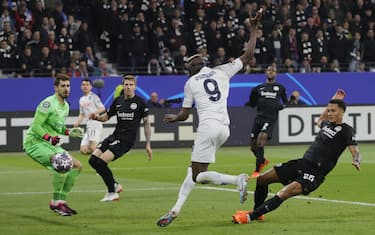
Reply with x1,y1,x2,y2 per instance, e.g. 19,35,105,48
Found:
348,145,361,171
239,8,263,66
90,112,109,122
163,107,191,123
315,88,346,128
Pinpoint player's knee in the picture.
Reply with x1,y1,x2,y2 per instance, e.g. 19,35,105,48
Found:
88,155,99,168
87,145,96,154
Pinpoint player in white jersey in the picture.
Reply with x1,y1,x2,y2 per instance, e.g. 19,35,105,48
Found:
74,79,106,154
157,9,263,227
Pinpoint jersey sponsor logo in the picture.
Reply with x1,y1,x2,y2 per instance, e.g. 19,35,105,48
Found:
117,111,134,120
130,103,137,110
260,91,277,99
321,125,340,138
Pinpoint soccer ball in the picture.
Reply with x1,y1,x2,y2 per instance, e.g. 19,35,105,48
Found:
51,152,73,173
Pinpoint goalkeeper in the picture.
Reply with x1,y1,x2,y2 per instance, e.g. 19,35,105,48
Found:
23,74,84,216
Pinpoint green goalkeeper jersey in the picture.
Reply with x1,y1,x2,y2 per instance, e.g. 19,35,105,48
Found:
23,94,69,148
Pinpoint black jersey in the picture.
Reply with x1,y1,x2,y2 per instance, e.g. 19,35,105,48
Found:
247,82,288,121
303,121,357,176
107,95,148,144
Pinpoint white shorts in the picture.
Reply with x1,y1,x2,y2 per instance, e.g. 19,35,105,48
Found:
80,121,103,146
191,120,229,163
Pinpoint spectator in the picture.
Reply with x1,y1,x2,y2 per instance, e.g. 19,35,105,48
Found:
0,39,17,74
173,44,189,74
254,28,273,67
19,45,37,77
189,21,207,54
168,18,186,55
77,60,89,78
212,47,228,66
362,29,375,65
67,59,80,78
15,0,34,32
330,59,341,72
231,26,247,58
54,43,70,70
50,1,68,33
146,92,163,108
73,21,94,53
147,58,161,75
329,25,351,68
348,32,363,72
205,20,223,56
129,23,148,73
27,30,44,57
281,28,300,67
0,21,14,41
37,46,55,77
30,0,46,29
268,27,283,65
159,48,177,74
48,30,58,52
288,90,306,106
311,29,328,70
81,46,99,71
67,15,81,37
0,10,14,32
58,27,73,52
94,59,114,77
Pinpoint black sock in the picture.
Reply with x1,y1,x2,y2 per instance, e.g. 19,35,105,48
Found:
89,156,115,192
250,195,283,220
254,182,268,209
255,147,264,171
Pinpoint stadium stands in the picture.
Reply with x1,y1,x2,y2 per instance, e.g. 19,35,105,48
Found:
0,0,375,77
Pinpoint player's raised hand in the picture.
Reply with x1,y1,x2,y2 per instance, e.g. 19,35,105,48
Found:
249,8,263,26
331,88,346,100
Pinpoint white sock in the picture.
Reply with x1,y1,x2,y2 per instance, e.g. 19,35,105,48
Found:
196,171,237,185
171,167,195,215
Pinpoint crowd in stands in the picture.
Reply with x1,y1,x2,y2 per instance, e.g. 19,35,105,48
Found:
1,0,375,78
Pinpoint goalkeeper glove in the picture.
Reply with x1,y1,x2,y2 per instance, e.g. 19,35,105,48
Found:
68,127,84,138
43,134,60,146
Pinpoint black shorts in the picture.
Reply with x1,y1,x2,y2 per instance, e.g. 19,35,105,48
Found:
98,134,133,160
251,117,275,140
274,158,325,195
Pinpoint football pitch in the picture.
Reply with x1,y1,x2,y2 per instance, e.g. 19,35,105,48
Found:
0,144,374,235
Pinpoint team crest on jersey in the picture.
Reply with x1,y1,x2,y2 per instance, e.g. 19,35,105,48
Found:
334,126,342,132
130,103,137,110
273,86,280,91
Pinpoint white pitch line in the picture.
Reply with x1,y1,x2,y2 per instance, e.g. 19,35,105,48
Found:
0,186,374,207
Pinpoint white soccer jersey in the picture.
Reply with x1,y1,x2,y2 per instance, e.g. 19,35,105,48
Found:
79,92,105,127
182,58,243,125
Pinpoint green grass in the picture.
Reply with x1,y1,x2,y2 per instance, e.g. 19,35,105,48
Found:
0,144,374,235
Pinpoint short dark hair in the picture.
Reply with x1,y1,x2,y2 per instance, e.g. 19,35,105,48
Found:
54,73,70,86
329,99,346,112
81,78,91,84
